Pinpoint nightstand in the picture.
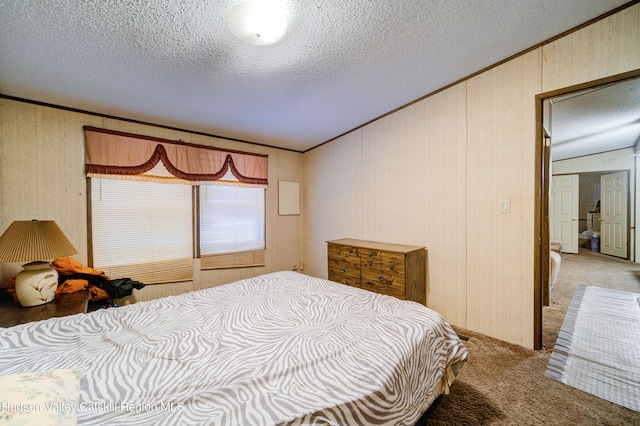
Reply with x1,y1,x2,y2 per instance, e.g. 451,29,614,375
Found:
0,290,88,328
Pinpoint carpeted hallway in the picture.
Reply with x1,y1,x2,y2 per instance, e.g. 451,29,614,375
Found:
426,248,640,425
543,248,640,350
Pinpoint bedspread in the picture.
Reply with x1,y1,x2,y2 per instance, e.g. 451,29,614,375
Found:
0,271,467,425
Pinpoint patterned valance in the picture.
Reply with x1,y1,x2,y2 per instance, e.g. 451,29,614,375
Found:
84,127,268,185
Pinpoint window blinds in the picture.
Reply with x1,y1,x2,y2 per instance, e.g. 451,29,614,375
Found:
199,185,266,269
199,184,265,254
90,178,193,283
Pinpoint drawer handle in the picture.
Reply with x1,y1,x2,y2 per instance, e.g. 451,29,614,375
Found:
378,275,393,285
340,267,346,273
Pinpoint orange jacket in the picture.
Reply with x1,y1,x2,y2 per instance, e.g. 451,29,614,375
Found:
3,257,111,302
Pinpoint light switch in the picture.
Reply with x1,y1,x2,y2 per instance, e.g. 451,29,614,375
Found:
500,200,511,214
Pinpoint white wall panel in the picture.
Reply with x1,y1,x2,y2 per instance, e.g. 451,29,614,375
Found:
465,49,542,346
303,130,363,278
361,84,468,325
542,4,640,93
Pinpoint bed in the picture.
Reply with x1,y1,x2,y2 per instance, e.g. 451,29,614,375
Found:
0,271,467,425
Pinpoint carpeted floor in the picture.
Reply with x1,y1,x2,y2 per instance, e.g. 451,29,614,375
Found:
426,248,640,425
543,248,640,351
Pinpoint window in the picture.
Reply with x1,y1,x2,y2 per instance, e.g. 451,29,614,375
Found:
199,185,266,269
89,178,267,281
90,178,193,283
84,127,269,279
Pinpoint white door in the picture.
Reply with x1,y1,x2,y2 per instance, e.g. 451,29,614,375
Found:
550,174,579,254
600,171,628,258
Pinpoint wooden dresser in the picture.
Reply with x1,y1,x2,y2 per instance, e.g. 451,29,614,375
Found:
327,239,426,305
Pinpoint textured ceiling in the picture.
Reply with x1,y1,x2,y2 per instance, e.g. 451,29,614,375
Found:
550,78,640,161
0,0,633,152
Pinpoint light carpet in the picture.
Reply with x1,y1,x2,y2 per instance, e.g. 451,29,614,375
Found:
545,285,640,412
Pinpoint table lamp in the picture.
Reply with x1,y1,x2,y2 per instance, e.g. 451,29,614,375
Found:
0,220,77,307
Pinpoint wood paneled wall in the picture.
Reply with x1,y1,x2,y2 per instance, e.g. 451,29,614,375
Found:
541,5,640,92
303,129,364,266
361,84,468,326
553,148,636,175
466,50,542,345
303,4,640,348
0,100,303,303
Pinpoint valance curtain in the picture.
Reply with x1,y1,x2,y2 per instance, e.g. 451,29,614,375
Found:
84,126,268,185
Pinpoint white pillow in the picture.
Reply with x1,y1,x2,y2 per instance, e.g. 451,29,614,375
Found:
0,369,80,425
550,250,562,287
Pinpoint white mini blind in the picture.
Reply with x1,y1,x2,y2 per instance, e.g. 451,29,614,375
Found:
200,185,265,260
90,178,193,283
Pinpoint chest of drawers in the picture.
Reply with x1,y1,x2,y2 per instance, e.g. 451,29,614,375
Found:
327,239,426,304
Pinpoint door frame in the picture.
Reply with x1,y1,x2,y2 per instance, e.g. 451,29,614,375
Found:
534,70,640,350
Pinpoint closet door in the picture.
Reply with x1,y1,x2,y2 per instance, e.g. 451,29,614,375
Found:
550,174,579,253
600,171,628,259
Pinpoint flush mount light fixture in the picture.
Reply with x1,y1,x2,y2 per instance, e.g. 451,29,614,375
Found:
227,1,287,46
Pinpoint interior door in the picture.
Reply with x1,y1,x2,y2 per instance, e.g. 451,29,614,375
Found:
550,174,579,253
600,171,628,258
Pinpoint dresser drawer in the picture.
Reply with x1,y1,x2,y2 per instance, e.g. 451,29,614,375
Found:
328,264,361,287
328,243,360,261
360,249,405,275
360,273,405,298
328,244,361,287
360,249,406,298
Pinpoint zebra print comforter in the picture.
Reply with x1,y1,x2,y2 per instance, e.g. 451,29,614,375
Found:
0,271,467,425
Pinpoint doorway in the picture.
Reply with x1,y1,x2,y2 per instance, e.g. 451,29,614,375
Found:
550,171,630,259
535,72,640,349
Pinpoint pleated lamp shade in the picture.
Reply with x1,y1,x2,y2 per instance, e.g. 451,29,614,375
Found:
0,220,77,307
0,220,77,263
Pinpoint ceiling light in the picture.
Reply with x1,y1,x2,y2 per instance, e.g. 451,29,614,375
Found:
227,1,287,46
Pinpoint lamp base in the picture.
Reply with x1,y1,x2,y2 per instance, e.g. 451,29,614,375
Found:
15,261,59,307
